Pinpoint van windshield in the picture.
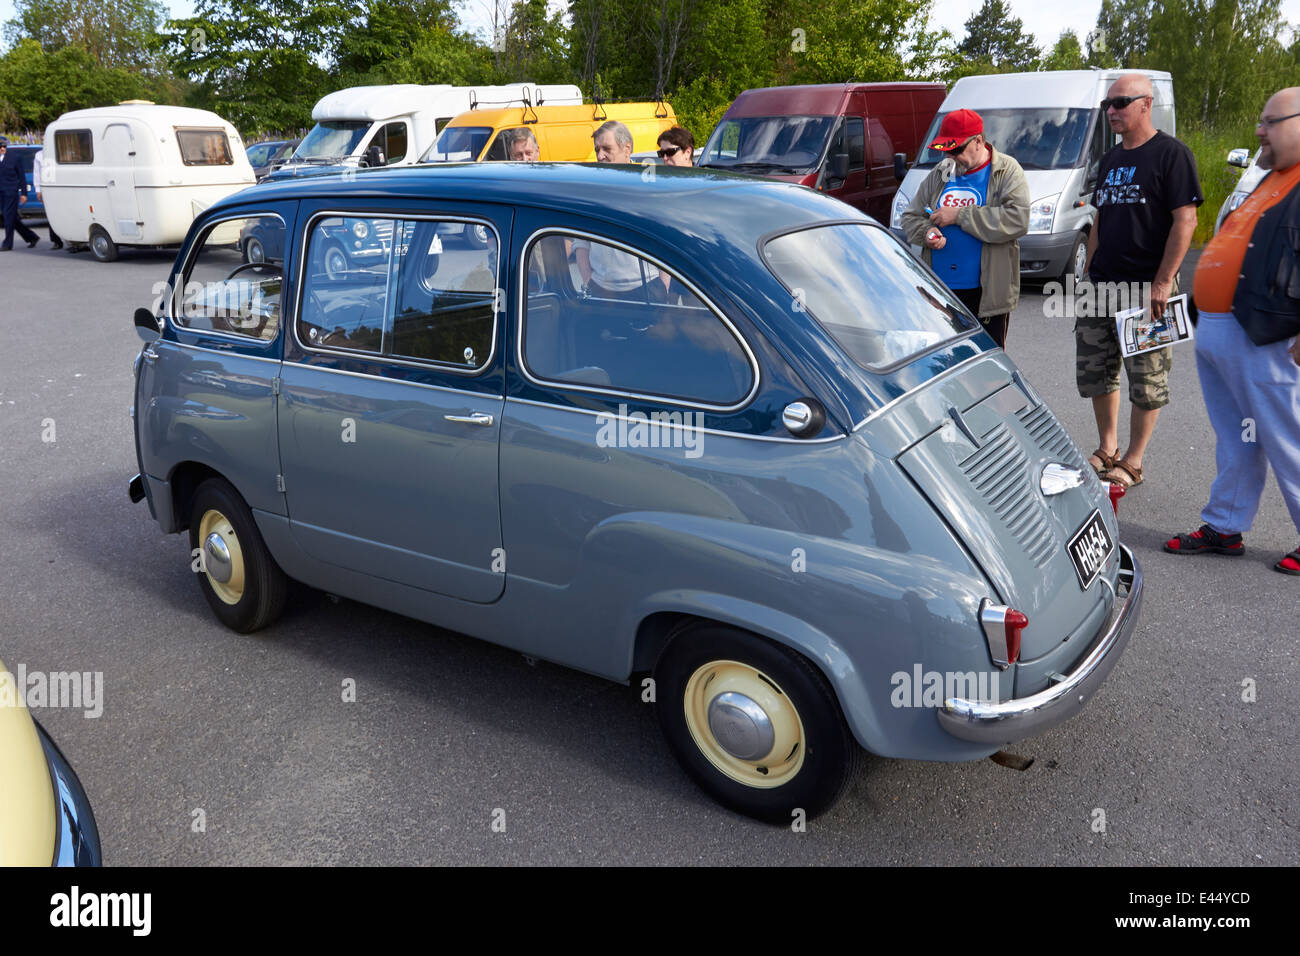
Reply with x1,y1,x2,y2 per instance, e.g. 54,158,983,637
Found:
763,223,977,370
698,116,834,174
294,121,370,162
915,108,1093,169
421,126,493,163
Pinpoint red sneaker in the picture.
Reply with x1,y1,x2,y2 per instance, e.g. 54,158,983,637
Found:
1164,525,1245,555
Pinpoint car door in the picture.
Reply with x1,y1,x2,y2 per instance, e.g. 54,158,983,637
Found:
102,122,141,240
277,203,509,603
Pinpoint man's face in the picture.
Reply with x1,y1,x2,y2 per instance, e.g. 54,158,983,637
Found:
944,134,983,173
510,137,539,162
594,132,631,164
1105,78,1153,135
1257,90,1300,171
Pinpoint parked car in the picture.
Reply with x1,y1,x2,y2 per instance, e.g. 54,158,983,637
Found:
698,82,946,226
422,101,677,163
246,138,300,180
1214,147,1267,234
892,70,1176,283
42,102,256,262
0,658,101,865
128,163,1142,821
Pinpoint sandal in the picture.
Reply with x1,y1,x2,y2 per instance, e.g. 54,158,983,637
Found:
1101,458,1143,488
1274,548,1300,576
1087,447,1119,476
1164,524,1245,555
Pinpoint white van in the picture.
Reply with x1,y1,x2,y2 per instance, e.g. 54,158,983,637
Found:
271,83,583,177
890,70,1175,283
42,102,255,262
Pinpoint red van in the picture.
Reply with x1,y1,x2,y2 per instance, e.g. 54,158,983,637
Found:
698,82,945,225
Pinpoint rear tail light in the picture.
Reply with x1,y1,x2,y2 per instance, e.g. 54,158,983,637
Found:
1108,481,1125,515
979,601,1030,670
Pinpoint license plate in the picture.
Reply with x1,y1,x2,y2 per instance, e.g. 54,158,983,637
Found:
1067,509,1114,590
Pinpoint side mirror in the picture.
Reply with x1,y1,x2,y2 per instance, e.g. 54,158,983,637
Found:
363,145,385,168
830,152,849,181
134,306,160,343
893,152,907,181
1227,147,1250,169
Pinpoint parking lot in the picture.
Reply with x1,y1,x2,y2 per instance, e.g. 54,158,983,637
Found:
1,235,1296,866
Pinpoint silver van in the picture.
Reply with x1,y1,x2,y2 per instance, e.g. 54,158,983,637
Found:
891,70,1176,283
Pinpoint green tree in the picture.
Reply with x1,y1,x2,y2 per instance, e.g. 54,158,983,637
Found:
3,0,167,70
335,0,495,87
162,0,357,133
498,0,572,84
0,37,150,128
1042,30,1086,71
1086,0,1154,67
955,0,1039,71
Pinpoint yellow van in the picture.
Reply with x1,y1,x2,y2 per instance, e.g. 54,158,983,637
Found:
421,102,677,163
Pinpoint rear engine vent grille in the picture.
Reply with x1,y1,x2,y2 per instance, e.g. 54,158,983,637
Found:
960,423,1057,567
1016,402,1102,494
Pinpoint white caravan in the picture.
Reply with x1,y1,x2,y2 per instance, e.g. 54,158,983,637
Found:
274,83,583,175
41,103,255,262
890,70,1175,283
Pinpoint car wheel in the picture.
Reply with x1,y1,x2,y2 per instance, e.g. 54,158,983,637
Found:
464,223,491,249
654,624,858,822
244,236,266,264
88,226,118,263
1066,232,1088,285
188,478,287,633
320,240,348,279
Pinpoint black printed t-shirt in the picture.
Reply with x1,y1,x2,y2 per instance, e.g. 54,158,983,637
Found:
1089,130,1203,282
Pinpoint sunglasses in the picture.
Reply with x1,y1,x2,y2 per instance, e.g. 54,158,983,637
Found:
1101,94,1151,111
939,136,978,154
656,145,683,158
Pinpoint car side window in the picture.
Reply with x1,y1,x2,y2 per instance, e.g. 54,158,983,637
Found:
298,215,497,370
174,215,283,341
523,233,754,406
847,118,865,170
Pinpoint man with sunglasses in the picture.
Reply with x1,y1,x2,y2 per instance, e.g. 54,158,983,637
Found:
900,108,1029,348
1165,87,1300,577
1077,73,1202,490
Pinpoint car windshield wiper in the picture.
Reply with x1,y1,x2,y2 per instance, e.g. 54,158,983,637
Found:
708,161,802,174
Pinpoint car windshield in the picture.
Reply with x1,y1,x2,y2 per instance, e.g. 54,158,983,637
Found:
915,108,1093,170
763,223,977,370
294,122,370,161
698,116,834,174
421,126,492,163
246,143,275,166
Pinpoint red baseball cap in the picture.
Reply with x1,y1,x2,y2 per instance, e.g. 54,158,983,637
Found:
929,109,984,151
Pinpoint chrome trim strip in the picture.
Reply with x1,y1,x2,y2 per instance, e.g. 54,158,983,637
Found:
281,358,500,398
938,544,1142,744
852,351,990,431
292,210,501,377
514,226,761,413
504,396,846,444
167,340,281,364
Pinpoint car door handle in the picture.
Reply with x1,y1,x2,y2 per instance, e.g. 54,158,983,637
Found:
141,344,160,363
444,412,494,426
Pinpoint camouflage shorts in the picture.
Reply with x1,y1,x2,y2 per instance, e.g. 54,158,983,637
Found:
1074,283,1174,410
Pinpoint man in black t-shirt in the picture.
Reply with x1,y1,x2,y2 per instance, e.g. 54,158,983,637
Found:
1077,73,1202,490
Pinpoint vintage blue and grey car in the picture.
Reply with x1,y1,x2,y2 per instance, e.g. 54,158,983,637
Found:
128,163,1141,821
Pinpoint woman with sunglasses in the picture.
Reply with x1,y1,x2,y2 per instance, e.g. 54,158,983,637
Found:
657,127,695,167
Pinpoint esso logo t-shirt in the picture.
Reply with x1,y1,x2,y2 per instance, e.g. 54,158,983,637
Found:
931,163,991,291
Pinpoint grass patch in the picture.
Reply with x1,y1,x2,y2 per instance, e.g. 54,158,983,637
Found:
1180,120,1260,244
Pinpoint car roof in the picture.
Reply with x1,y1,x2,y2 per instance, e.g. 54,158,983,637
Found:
219,161,865,248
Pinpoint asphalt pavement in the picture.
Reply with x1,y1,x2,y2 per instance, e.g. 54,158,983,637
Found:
1,237,1296,865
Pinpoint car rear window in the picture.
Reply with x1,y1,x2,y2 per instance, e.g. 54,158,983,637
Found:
176,128,233,166
762,223,977,370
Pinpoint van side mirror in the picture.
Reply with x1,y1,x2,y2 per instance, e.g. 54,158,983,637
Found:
829,152,849,181
134,306,160,342
1226,148,1250,169
893,152,907,181
363,145,385,168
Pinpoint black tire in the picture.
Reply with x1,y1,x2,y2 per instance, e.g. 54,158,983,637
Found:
244,236,266,264
1065,232,1088,285
88,226,118,263
654,624,859,823
320,239,348,279
188,478,287,633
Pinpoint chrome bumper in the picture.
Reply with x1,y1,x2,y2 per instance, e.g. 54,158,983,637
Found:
937,543,1142,745
35,720,102,866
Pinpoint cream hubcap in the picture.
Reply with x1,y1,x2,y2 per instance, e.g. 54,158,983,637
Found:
683,660,805,788
199,509,245,605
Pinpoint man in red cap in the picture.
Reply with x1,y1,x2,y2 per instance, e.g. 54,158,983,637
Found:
900,108,1029,348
